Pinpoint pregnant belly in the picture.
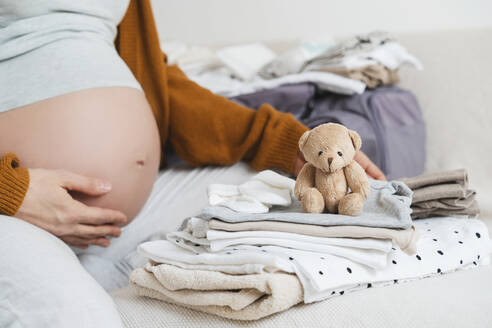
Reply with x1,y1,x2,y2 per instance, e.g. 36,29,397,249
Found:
0,87,161,221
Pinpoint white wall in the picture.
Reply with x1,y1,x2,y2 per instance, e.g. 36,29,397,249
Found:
151,0,492,45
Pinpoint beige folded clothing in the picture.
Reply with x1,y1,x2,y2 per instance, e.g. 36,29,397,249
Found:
400,168,479,219
412,192,476,210
411,183,470,203
130,263,303,321
411,199,480,219
209,219,419,255
400,168,468,189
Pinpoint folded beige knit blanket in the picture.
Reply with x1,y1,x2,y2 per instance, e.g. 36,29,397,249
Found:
130,262,303,321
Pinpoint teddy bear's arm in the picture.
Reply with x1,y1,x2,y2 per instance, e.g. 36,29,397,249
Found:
294,163,316,200
344,161,370,199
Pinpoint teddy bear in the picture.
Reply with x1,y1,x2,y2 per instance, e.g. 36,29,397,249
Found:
294,123,370,216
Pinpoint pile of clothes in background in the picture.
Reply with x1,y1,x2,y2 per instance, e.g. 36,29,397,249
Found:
130,170,490,320
162,31,426,180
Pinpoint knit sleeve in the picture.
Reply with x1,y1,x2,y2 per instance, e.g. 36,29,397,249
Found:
0,153,30,216
166,65,308,174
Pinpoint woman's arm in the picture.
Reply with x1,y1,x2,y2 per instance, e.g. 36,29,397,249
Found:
166,65,308,174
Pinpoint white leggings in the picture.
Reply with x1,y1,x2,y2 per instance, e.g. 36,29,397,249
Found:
0,163,256,327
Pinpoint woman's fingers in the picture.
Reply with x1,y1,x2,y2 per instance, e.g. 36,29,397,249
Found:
366,162,386,180
354,151,386,180
73,223,122,238
61,235,110,248
57,169,113,196
76,203,128,226
294,151,307,177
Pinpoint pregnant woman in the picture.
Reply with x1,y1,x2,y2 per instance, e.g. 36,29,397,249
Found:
0,1,385,326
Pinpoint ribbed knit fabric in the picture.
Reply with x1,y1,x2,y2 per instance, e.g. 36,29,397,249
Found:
0,0,307,217
0,153,29,216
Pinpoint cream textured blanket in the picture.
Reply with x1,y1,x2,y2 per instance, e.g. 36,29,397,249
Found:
130,263,303,321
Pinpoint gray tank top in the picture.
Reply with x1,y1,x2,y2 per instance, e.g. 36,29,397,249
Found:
0,0,142,112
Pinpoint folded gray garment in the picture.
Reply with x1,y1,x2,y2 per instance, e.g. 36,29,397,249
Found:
400,168,468,190
411,199,480,219
201,180,413,229
413,190,476,210
411,183,469,203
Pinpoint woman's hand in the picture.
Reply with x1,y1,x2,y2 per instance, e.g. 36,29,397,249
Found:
16,168,128,249
294,151,307,177
353,151,386,180
294,150,386,180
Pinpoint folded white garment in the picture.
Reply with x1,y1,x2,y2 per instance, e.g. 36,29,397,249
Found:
207,170,294,214
216,43,277,81
138,240,295,274
212,242,389,270
206,229,392,251
189,68,366,97
139,217,492,304
167,229,391,269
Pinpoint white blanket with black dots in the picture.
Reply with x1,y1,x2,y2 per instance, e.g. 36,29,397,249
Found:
137,217,492,303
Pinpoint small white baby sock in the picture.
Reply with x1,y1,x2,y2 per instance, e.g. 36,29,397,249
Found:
239,180,292,206
217,195,270,214
207,184,240,206
207,170,296,213
251,170,296,191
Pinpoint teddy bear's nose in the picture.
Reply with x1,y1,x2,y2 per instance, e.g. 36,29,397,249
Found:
327,157,334,165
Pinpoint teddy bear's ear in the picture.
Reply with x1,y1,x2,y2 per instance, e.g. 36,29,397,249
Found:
298,130,311,150
348,129,362,151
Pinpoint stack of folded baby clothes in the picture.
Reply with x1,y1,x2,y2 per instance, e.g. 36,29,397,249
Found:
130,170,491,321
400,168,480,219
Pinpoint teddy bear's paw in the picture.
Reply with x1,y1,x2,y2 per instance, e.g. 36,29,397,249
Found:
338,193,364,216
301,188,325,213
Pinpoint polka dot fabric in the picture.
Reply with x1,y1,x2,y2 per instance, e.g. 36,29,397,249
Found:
287,217,491,302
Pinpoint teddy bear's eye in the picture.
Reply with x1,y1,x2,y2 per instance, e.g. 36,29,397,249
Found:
337,151,343,157
318,151,323,156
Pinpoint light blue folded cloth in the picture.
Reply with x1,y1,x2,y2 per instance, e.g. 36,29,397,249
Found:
201,179,413,229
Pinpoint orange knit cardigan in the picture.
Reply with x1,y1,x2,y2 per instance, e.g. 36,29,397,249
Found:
0,0,307,216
